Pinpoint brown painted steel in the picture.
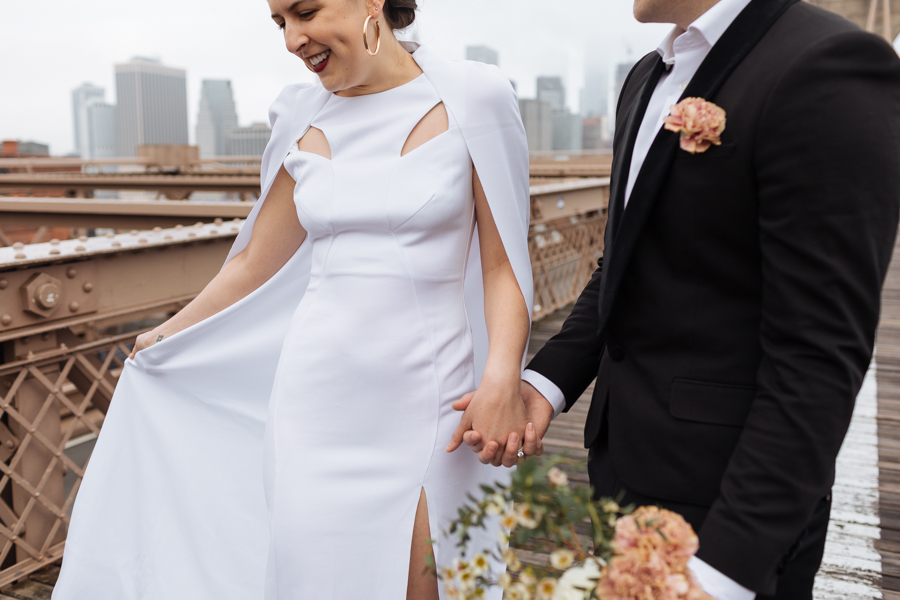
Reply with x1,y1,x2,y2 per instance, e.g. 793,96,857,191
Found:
0,198,254,229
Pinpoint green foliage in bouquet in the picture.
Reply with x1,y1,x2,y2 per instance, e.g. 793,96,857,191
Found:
434,456,712,600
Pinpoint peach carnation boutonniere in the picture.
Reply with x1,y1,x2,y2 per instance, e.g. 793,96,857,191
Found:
663,97,727,154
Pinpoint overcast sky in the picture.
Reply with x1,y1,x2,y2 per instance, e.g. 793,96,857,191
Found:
0,0,670,155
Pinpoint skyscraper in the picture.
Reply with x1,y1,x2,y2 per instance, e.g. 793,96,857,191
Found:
196,80,239,158
613,62,636,112
582,59,609,117
552,112,583,151
115,57,189,157
536,76,566,111
86,102,117,159
226,123,272,157
466,45,499,66
72,83,105,158
518,99,552,152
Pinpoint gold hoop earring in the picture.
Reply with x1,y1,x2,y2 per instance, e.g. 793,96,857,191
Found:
363,14,381,56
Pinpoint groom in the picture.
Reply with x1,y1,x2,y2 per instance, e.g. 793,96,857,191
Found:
457,0,900,597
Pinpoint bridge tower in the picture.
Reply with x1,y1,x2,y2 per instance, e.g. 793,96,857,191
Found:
807,0,900,42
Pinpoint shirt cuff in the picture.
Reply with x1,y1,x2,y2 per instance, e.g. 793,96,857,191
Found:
521,369,566,418
688,556,755,600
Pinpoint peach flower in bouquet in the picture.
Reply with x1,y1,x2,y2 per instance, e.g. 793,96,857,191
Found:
595,507,710,600
663,97,726,154
435,458,712,600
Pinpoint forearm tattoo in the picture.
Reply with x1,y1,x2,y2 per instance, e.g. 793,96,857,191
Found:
156,334,165,343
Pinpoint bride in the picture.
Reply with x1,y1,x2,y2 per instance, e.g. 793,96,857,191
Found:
52,1,538,598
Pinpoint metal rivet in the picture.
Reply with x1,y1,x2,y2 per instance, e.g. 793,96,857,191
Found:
12,242,24,250
105,233,115,239
175,224,184,230
214,218,223,226
0,315,11,326
50,238,60,245
138,238,148,244
66,267,77,279
130,230,139,236
49,249,61,255
111,241,121,248
75,245,86,252
82,282,93,293
187,232,197,238
232,218,241,223
194,222,204,228
164,235,173,241
209,230,218,235
153,227,162,233
15,253,26,260
230,226,239,232
78,235,88,242
0,279,7,290
69,301,80,313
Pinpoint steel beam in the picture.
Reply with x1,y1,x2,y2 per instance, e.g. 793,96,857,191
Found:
0,198,254,229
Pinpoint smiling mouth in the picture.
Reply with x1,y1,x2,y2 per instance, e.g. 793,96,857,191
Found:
308,49,331,73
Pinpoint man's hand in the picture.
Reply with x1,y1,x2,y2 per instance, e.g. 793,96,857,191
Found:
452,381,554,467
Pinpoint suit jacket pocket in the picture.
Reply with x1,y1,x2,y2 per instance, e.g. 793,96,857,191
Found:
669,378,756,427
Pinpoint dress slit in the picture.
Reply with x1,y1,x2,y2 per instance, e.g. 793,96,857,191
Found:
406,486,439,600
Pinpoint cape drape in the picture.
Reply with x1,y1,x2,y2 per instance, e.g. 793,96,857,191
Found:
53,44,532,600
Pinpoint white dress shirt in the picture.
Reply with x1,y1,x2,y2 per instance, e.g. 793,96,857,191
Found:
522,0,757,598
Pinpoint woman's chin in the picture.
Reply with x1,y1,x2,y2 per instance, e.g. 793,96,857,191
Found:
318,77,345,93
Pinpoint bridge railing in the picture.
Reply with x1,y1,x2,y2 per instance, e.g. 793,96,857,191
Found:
0,177,607,588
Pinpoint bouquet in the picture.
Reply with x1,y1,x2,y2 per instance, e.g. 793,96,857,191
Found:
435,457,712,600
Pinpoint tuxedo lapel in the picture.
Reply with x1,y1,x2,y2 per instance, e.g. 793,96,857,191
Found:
607,56,666,239
597,0,800,332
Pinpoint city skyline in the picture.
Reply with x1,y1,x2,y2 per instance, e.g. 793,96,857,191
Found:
69,49,625,157
1,0,670,155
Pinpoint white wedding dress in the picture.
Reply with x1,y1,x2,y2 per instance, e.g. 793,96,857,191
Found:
267,73,490,597
53,44,532,600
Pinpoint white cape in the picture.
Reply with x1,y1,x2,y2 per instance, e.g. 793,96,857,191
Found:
53,43,532,600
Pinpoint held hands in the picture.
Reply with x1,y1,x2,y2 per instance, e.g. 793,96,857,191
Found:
446,380,554,468
446,373,528,467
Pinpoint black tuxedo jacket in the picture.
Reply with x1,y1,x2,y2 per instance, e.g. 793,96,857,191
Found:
526,0,900,592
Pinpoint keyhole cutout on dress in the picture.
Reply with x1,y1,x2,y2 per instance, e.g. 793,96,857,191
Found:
297,126,332,160
402,103,449,157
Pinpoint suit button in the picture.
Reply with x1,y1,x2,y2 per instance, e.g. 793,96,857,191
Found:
608,344,625,362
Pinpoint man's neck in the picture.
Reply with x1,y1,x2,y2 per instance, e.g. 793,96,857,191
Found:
672,0,722,29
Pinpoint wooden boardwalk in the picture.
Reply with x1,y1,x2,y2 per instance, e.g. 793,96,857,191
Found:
8,246,900,597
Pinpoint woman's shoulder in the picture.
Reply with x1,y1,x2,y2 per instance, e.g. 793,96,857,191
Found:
451,58,517,106
415,45,516,109
267,82,326,127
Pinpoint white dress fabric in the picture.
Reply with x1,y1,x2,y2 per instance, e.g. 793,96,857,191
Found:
53,44,532,600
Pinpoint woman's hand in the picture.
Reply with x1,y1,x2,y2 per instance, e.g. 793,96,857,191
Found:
449,381,548,467
445,373,527,467
128,329,166,360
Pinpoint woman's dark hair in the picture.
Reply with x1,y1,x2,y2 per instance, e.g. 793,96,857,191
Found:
383,0,417,30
